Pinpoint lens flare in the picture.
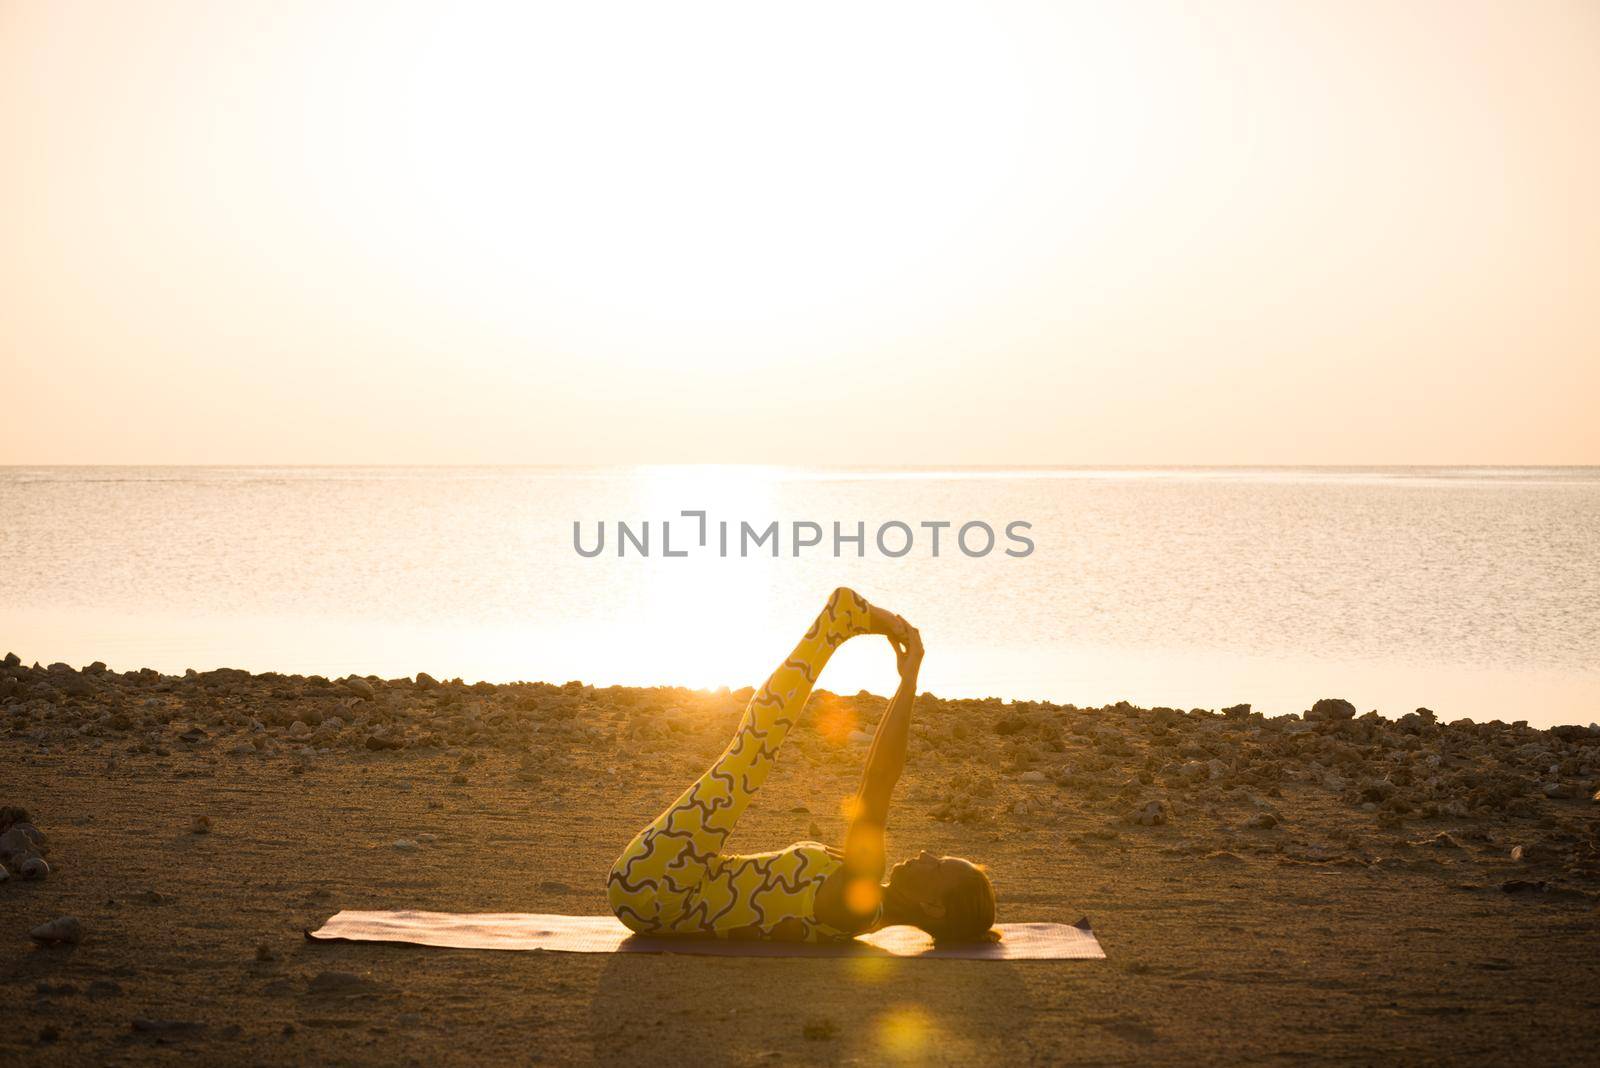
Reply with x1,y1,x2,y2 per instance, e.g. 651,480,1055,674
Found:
814,695,858,746
876,1005,936,1060
845,877,883,915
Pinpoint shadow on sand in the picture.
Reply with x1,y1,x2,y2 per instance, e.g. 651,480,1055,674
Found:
588,946,1038,1064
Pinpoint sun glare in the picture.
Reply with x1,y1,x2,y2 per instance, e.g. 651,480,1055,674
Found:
310,4,1035,368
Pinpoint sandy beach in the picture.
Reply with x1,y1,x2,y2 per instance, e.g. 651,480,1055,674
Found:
4,656,1598,1065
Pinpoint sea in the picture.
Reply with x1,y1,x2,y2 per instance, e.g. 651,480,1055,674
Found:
2,465,1595,729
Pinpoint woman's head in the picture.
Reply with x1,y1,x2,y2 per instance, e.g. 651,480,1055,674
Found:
887,851,997,942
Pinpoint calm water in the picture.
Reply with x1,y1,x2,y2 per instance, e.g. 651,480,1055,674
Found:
2,466,1596,728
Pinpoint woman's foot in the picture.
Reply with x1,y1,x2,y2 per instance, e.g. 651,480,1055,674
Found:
864,601,912,644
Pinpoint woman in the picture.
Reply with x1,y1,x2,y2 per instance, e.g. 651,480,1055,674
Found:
607,587,997,943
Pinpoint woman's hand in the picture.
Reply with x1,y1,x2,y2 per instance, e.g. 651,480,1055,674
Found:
893,624,923,679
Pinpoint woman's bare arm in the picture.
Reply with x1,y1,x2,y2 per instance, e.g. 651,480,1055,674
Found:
816,624,922,931
852,630,921,829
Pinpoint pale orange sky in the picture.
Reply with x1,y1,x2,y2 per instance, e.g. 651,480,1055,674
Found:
2,0,1596,465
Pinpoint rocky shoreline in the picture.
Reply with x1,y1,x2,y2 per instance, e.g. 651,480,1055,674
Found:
5,651,1600,1062
5,652,1599,894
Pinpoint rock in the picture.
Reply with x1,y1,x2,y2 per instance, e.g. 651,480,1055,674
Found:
343,677,376,700
191,815,211,834
1421,832,1463,849
1542,781,1576,799
289,720,312,738
0,823,45,859
415,672,439,689
29,916,81,945
1178,760,1207,783
392,839,419,851
1359,779,1397,804
1306,698,1356,722
1500,879,1549,894
1509,841,1564,864
1017,770,1049,784
20,857,49,880
1242,812,1278,830
178,727,207,744
365,733,404,751
54,674,98,697
1135,800,1168,826
255,942,277,962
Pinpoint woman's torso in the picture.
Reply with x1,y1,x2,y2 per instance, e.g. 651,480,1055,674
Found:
667,840,862,943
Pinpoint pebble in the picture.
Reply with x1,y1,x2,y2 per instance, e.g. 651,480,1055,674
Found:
29,916,82,945
21,857,49,879
1017,770,1049,784
393,839,419,851
191,815,211,834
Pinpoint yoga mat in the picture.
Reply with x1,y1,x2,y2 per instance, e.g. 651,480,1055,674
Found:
306,911,1105,961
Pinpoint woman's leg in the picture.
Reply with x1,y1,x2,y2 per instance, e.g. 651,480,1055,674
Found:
607,587,875,932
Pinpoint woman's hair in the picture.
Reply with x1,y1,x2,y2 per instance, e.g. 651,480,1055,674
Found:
923,862,999,943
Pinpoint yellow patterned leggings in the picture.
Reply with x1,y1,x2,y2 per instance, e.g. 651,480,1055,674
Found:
606,587,874,939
